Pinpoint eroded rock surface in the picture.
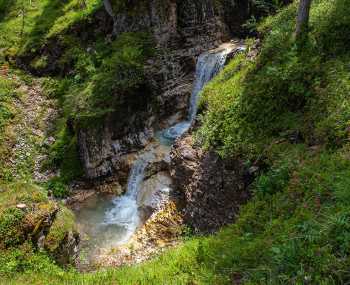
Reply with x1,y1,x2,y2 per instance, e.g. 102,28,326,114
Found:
171,135,252,233
77,0,251,180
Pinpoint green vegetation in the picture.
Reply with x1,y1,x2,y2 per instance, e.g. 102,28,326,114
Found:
0,73,23,182
2,0,155,187
0,0,101,57
44,207,76,253
0,75,15,131
1,0,350,284
56,31,155,121
199,0,350,158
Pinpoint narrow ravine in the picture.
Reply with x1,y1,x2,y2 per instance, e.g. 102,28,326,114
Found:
74,42,245,268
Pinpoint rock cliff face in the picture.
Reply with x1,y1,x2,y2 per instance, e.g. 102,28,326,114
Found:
170,135,252,233
78,0,250,180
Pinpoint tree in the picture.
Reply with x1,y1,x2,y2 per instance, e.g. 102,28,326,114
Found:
296,0,312,41
103,0,117,35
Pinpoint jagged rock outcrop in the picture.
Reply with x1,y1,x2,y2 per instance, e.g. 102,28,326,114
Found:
170,135,252,233
78,0,251,180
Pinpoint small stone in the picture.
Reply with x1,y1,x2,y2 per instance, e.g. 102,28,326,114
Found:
37,235,45,250
248,166,259,175
16,203,27,209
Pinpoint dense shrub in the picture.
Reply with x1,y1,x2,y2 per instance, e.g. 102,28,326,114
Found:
0,208,25,248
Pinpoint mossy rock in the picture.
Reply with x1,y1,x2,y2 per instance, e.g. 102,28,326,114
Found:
44,207,79,265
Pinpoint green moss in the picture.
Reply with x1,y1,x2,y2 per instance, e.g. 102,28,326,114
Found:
30,56,48,70
198,0,350,158
44,207,76,253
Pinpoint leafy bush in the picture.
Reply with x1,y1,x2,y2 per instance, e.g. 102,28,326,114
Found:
255,163,290,195
46,179,69,199
0,207,25,248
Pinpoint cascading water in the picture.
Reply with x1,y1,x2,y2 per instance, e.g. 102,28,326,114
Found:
160,47,235,142
103,47,235,240
73,43,243,267
102,151,155,243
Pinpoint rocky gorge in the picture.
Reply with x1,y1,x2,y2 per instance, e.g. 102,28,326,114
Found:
62,1,261,268
10,0,261,270
76,0,252,181
2,0,349,283
70,41,250,269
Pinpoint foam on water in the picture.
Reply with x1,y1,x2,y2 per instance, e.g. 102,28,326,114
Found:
101,46,235,245
161,47,234,141
74,43,243,267
102,151,156,243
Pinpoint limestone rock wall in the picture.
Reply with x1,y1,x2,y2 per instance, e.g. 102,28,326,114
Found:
78,0,250,180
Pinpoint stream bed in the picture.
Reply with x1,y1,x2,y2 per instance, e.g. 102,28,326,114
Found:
71,42,245,268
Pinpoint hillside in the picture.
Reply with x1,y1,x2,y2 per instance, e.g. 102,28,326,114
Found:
1,0,350,284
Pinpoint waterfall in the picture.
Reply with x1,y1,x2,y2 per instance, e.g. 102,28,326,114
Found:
162,48,233,141
102,45,235,245
103,151,155,244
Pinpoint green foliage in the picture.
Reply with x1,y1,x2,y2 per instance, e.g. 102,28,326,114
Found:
0,243,63,278
44,208,76,253
255,163,290,195
199,0,350,158
58,32,155,121
44,123,83,197
2,0,350,284
46,179,69,199
0,207,25,248
47,124,83,181
0,0,14,19
0,0,101,59
19,0,102,54
0,76,16,132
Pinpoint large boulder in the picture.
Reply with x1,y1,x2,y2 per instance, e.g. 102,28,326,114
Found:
170,135,252,233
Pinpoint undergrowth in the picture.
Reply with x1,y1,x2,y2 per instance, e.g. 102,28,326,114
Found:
198,0,350,158
1,0,350,284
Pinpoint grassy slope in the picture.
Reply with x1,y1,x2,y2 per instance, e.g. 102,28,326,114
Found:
2,0,350,284
1,0,153,196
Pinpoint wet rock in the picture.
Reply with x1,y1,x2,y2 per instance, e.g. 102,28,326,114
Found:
74,1,252,181
138,171,172,214
92,201,183,268
171,135,253,233
66,190,97,205
54,231,80,266
144,159,170,179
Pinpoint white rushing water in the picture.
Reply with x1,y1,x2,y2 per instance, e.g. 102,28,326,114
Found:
161,47,235,141
75,44,243,266
102,45,236,244
102,151,155,244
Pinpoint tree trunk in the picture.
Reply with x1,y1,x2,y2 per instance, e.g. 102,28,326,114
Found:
103,0,117,35
103,0,115,19
296,0,312,40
